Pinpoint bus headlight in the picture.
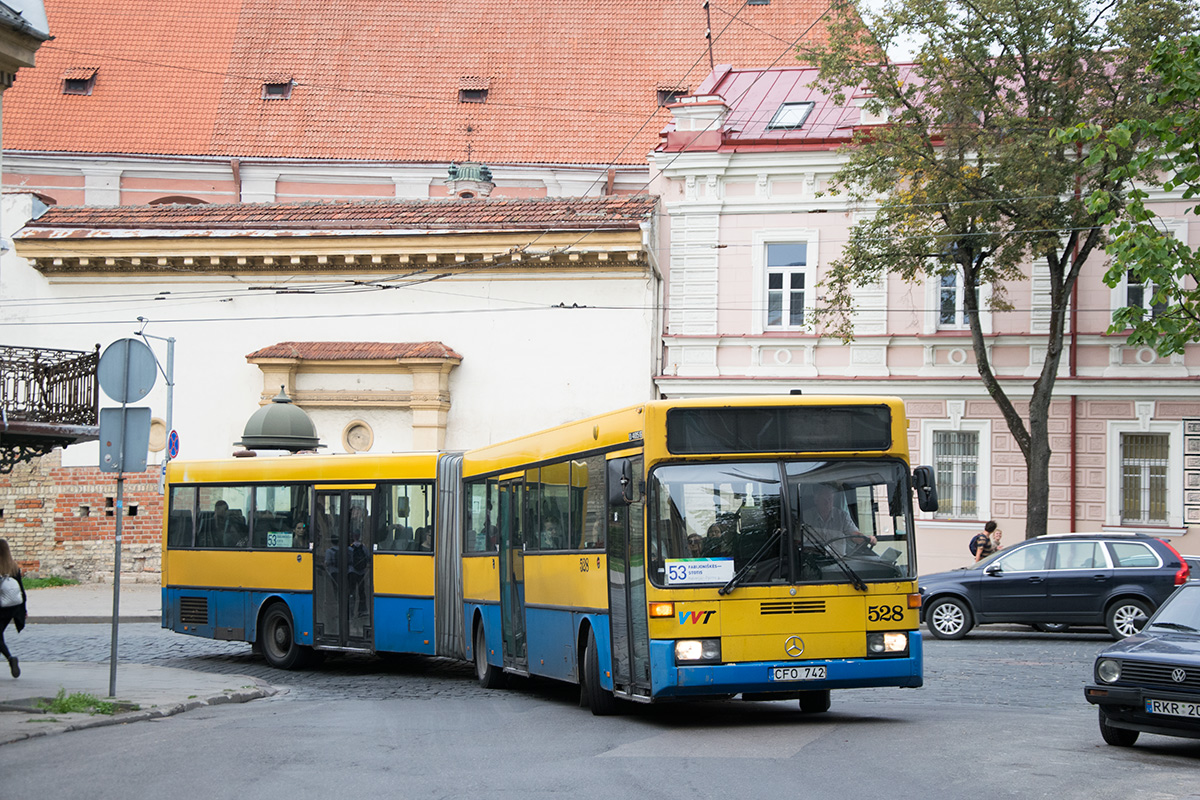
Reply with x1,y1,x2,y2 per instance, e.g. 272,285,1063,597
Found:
866,631,909,656
1096,659,1121,684
675,638,721,664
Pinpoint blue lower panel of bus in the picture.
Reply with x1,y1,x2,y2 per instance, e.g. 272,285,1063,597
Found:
163,588,313,646
373,596,437,655
650,631,924,698
524,606,578,682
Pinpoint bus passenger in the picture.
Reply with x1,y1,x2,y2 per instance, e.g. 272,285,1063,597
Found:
687,534,704,557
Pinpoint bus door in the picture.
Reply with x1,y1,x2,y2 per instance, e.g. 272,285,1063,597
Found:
498,479,528,671
607,456,650,699
313,489,374,650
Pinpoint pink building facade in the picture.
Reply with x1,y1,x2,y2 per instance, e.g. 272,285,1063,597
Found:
650,66,1200,573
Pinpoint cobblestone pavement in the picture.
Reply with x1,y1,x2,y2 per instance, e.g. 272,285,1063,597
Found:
14,622,1113,709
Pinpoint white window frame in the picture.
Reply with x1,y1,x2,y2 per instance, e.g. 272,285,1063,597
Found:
752,229,818,335
923,270,993,334
920,414,991,521
1106,415,1183,530
1109,218,1188,325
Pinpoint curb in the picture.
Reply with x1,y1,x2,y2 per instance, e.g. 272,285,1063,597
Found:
32,616,161,625
0,680,279,746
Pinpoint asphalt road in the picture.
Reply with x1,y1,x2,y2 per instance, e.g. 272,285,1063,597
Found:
3,623,1198,799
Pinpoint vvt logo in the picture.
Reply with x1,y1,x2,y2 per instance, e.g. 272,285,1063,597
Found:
679,610,716,624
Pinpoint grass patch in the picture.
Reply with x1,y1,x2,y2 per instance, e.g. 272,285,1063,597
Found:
38,689,116,716
24,576,80,589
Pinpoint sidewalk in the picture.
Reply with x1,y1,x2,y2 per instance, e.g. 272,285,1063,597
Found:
0,583,276,746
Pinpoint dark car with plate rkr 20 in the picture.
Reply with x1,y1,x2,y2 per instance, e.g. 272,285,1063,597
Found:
919,532,1189,640
1085,581,1200,746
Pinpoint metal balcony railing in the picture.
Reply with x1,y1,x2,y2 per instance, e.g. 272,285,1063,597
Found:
0,343,99,426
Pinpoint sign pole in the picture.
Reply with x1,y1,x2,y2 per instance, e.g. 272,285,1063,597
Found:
96,335,157,699
109,353,130,698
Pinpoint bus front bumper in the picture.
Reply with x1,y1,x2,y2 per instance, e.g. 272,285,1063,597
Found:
649,632,923,699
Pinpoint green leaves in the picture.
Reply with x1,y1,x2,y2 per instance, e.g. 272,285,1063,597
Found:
1065,35,1200,356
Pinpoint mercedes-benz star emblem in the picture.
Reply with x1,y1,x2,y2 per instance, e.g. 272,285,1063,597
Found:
784,636,805,658
1172,668,1187,683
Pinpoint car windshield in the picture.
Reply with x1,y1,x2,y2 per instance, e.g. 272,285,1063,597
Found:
1148,586,1200,633
646,459,915,590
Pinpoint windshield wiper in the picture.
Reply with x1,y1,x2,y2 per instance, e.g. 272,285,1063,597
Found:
719,527,783,596
1150,621,1200,633
797,522,867,592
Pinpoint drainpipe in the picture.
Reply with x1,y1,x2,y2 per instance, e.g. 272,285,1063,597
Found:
231,159,242,203
1069,146,1081,532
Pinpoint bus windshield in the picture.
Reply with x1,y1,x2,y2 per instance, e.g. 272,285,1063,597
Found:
647,459,914,589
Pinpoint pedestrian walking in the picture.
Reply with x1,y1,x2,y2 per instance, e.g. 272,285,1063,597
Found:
0,538,28,678
970,521,1001,563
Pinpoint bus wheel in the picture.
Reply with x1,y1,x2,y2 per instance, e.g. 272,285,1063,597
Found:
583,628,618,716
474,623,504,689
260,603,303,670
799,690,831,714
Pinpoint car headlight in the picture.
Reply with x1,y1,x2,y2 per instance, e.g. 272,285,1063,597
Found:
1096,658,1121,684
867,631,909,656
675,638,721,664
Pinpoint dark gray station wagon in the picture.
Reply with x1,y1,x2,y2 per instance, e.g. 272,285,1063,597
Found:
920,533,1190,640
1085,582,1200,746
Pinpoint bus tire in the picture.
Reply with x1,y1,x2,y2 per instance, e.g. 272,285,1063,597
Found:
474,623,505,689
260,603,304,670
799,689,831,714
584,628,618,716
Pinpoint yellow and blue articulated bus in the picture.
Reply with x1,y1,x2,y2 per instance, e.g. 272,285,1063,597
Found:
161,453,451,669
460,395,938,714
164,395,937,714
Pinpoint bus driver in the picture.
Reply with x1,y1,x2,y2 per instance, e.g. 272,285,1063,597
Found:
806,484,876,555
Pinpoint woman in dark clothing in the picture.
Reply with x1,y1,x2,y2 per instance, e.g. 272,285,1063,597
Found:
0,538,27,678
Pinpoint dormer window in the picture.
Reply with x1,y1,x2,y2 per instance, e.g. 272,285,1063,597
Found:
262,79,293,100
459,77,491,103
657,86,688,107
62,67,97,96
767,101,815,130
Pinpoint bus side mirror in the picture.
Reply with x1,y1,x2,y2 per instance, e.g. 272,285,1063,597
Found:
608,458,635,506
912,465,939,513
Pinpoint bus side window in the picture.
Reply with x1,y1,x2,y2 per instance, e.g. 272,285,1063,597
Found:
167,486,196,548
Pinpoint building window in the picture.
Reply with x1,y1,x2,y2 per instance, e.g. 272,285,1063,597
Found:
767,102,815,130
459,88,487,103
657,88,685,107
1125,270,1167,319
933,430,979,518
1120,433,1169,525
62,67,98,95
765,242,808,328
938,270,976,329
262,81,293,100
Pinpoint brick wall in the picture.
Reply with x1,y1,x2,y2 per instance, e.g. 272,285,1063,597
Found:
0,450,163,583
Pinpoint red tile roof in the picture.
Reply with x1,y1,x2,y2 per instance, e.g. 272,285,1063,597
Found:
4,0,834,165
20,195,657,234
247,342,463,361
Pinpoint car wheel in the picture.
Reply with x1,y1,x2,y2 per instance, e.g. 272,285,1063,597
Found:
1098,708,1140,747
798,689,831,714
1105,598,1151,640
1033,623,1070,633
926,597,972,640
